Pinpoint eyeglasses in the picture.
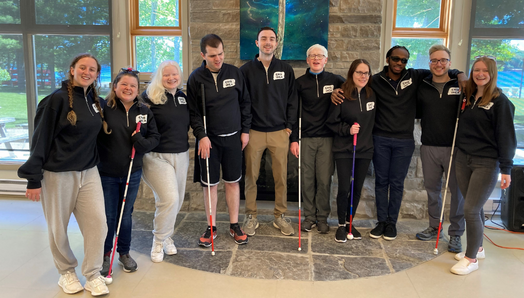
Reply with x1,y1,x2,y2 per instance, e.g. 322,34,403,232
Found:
308,54,325,60
389,56,408,64
354,71,370,77
474,55,496,61
429,58,450,65
120,67,140,74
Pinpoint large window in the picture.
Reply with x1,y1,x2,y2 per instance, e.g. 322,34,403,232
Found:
130,0,183,73
391,0,451,69
0,0,111,161
469,0,524,148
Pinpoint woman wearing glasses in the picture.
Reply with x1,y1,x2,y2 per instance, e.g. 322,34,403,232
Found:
98,68,160,275
450,56,516,275
327,59,376,243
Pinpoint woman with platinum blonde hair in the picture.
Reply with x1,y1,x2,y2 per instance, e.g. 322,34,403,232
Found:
141,60,191,263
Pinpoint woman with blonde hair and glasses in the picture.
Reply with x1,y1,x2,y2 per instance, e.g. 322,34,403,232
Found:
141,60,190,263
451,56,516,275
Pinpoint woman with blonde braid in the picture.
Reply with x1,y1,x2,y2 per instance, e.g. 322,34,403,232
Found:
18,53,110,296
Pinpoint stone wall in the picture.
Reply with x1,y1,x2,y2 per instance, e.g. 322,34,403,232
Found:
135,0,450,222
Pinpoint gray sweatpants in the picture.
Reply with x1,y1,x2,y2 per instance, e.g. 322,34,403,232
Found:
41,167,106,281
142,151,189,243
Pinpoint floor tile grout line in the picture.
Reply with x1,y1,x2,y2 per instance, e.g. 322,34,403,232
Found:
379,239,396,274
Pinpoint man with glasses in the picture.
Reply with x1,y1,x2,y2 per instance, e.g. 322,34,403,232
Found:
332,45,466,241
290,44,344,234
415,45,465,252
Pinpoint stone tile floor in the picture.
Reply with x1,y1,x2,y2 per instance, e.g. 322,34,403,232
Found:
131,211,450,281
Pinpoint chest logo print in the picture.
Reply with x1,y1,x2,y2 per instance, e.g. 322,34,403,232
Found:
479,102,494,110
366,102,375,111
400,78,412,89
223,79,235,88
178,97,187,104
136,114,148,124
448,87,461,95
274,71,285,80
92,104,100,113
323,85,334,93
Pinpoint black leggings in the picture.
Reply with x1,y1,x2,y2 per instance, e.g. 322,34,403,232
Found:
336,158,371,225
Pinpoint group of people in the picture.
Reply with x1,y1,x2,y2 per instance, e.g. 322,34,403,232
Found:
17,26,516,296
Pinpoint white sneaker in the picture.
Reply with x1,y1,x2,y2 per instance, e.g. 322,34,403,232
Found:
58,271,84,294
151,240,164,263
163,237,177,255
450,258,479,275
454,248,486,261
84,276,109,296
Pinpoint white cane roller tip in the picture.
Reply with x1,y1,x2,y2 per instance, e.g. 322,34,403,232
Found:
433,248,438,255
211,251,216,256
347,233,354,240
104,276,113,285
298,247,302,251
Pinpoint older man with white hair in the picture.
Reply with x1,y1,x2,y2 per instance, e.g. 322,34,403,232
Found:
290,44,344,233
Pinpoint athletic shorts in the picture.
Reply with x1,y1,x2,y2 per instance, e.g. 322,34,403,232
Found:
198,132,242,186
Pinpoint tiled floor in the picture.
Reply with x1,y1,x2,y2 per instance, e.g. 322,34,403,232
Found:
1,197,523,298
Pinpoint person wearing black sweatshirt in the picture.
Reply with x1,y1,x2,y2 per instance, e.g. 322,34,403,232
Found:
332,46,466,241
290,44,344,234
187,34,251,248
141,60,190,263
450,56,516,275
415,45,465,253
240,27,298,236
327,59,376,243
17,53,110,296
98,69,160,276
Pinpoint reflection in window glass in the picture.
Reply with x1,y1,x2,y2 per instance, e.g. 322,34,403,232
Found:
35,0,109,25
0,34,28,160
135,36,182,73
395,0,441,29
0,0,21,24
391,38,444,69
474,0,524,28
139,0,179,27
34,35,111,99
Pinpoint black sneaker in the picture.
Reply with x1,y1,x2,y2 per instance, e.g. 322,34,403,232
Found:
100,255,110,276
448,235,462,253
370,221,387,239
301,218,317,232
317,220,329,234
383,223,397,241
118,254,138,273
416,226,441,241
347,225,362,240
335,226,347,243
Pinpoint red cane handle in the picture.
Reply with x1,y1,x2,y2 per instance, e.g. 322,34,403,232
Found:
131,122,142,159
353,122,358,146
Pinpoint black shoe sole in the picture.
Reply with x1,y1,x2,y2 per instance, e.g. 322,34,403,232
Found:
335,237,347,243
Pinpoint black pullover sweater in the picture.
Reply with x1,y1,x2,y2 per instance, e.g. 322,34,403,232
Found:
416,76,462,147
291,69,345,143
141,89,190,153
97,98,160,177
326,88,376,160
240,54,298,132
187,61,251,140
18,81,102,189
456,92,516,174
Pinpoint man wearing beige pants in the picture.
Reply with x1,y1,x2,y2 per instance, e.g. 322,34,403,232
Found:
240,27,298,236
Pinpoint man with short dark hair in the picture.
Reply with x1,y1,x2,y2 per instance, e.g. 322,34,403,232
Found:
187,33,251,247
240,27,298,236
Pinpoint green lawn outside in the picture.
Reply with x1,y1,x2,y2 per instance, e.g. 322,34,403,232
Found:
0,90,47,128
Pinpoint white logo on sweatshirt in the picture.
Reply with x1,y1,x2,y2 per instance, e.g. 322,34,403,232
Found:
323,85,334,94
366,102,375,111
223,79,235,88
136,114,148,124
273,71,285,80
92,104,100,113
480,102,494,110
400,78,412,89
178,97,187,104
448,87,461,95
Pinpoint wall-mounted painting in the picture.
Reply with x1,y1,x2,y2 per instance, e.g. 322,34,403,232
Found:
240,0,330,60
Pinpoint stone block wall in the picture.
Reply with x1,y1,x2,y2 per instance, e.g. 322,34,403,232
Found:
134,0,453,222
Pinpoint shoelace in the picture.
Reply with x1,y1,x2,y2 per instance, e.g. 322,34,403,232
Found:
164,237,174,246
63,272,78,284
152,241,163,253
90,276,105,288
246,218,256,228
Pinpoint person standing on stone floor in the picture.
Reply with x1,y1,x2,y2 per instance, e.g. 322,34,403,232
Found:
326,59,376,243
331,45,467,241
187,33,251,247
414,45,465,253
240,27,298,237
290,44,344,235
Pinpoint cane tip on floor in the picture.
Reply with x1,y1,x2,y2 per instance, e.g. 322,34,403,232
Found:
433,248,438,255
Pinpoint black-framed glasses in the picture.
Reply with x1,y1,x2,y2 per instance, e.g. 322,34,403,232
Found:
308,54,325,60
474,55,496,61
389,56,408,64
120,67,139,74
430,58,450,65
354,71,370,77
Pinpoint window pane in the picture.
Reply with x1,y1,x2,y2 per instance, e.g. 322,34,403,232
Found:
35,0,109,25
474,0,524,28
139,0,179,27
391,38,444,69
34,35,111,99
395,0,441,28
135,36,183,73
0,34,28,160
0,0,20,24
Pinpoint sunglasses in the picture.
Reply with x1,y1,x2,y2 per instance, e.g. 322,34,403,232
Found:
120,67,140,75
389,56,408,64
474,55,496,61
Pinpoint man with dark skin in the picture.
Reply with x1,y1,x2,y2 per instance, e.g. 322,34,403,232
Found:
332,46,467,241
